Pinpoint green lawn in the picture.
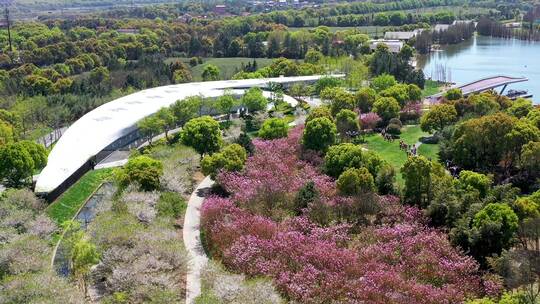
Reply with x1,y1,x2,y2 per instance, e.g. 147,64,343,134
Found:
46,168,113,224
422,80,443,98
165,57,274,81
362,125,438,184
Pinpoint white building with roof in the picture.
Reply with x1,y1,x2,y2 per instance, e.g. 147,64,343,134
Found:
35,75,343,199
369,39,404,53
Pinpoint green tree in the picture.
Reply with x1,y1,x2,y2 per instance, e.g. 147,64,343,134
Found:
258,118,289,140
241,87,268,112
22,75,53,96
324,143,384,178
0,120,14,146
444,88,463,101
401,156,433,207
370,73,396,93
373,97,400,123
314,76,342,95
306,106,333,124
458,170,492,199
155,108,176,141
354,87,377,113
17,140,47,171
337,167,375,195
472,203,519,257
201,144,247,179
71,239,100,296
420,104,458,133
507,98,533,118
181,116,222,156
380,84,410,107
115,155,163,191
520,141,540,175
171,96,202,126
215,93,236,118
304,49,323,64
302,117,337,152
202,64,220,81
0,142,36,187
138,116,164,145
335,109,360,139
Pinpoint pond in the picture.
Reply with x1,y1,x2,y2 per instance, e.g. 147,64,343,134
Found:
417,35,540,104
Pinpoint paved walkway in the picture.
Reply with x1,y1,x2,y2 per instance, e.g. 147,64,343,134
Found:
183,176,214,304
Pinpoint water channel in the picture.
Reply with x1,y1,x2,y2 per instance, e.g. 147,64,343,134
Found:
417,35,540,104
53,182,115,277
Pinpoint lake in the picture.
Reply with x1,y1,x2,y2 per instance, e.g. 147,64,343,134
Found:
417,35,540,104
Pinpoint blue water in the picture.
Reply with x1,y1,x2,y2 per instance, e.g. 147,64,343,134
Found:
418,35,540,104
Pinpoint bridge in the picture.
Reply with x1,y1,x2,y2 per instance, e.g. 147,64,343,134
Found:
428,75,529,102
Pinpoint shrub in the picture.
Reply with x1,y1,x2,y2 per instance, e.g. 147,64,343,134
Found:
337,167,375,195
157,192,186,218
302,117,337,152
115,156,163,191
258,118,289,140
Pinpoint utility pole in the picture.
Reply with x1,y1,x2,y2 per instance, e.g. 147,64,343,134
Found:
4,6,12,53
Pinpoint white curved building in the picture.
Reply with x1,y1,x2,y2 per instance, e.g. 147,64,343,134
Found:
36,75,340,198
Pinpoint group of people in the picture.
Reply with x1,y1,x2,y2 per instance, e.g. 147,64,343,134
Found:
399,140,418,157
380,129,395,142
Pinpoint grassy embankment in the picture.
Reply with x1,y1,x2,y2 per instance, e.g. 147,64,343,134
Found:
46,168,114,225
362,125,439,185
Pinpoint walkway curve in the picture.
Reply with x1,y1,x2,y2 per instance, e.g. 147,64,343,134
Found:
183,176,214,304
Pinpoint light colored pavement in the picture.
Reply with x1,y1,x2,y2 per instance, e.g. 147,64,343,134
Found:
183,176,214,304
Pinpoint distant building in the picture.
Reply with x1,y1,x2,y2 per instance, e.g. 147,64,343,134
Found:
383,30,421,41
369,39,404,53
433,24,450,32
117,28,139,35
213,4,227,15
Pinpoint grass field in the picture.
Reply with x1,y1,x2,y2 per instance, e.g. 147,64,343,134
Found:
165,57,274,81
422,79,444,98
362,125,438,184
46,168,113,224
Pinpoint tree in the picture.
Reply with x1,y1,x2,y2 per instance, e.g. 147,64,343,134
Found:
138,115,164,145
258,118,289,140
472,203,519,257
507,98,533,118
420,104,458,133
171,96,202,126
302,117,337,152
444,88,463,101
324,143,384,178
373,97,400,123
520,141,540,175
335,109,360,139
241,87,268,112
22,75,53,96
0,119,14,146
458,170,492,198
155,107,176,140
324,87,355,116
380,84,410,107
354,87,377,113
337,167,375,195
0,142,36,187
115,155,163,191
235,132,255,155
215,93,236,118
202,64,220,81
314,77,342,95
71,238,100,296
201,144,247,179
88,66,111,95
401,156,433,207
304,49,323,64
17,140,47,171
181,116,222,156
306,106,333,124
370,73,396,93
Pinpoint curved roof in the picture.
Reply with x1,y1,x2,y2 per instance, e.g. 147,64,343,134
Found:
36,75,337,193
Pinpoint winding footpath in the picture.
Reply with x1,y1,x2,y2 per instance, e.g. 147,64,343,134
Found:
183,176,214,304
